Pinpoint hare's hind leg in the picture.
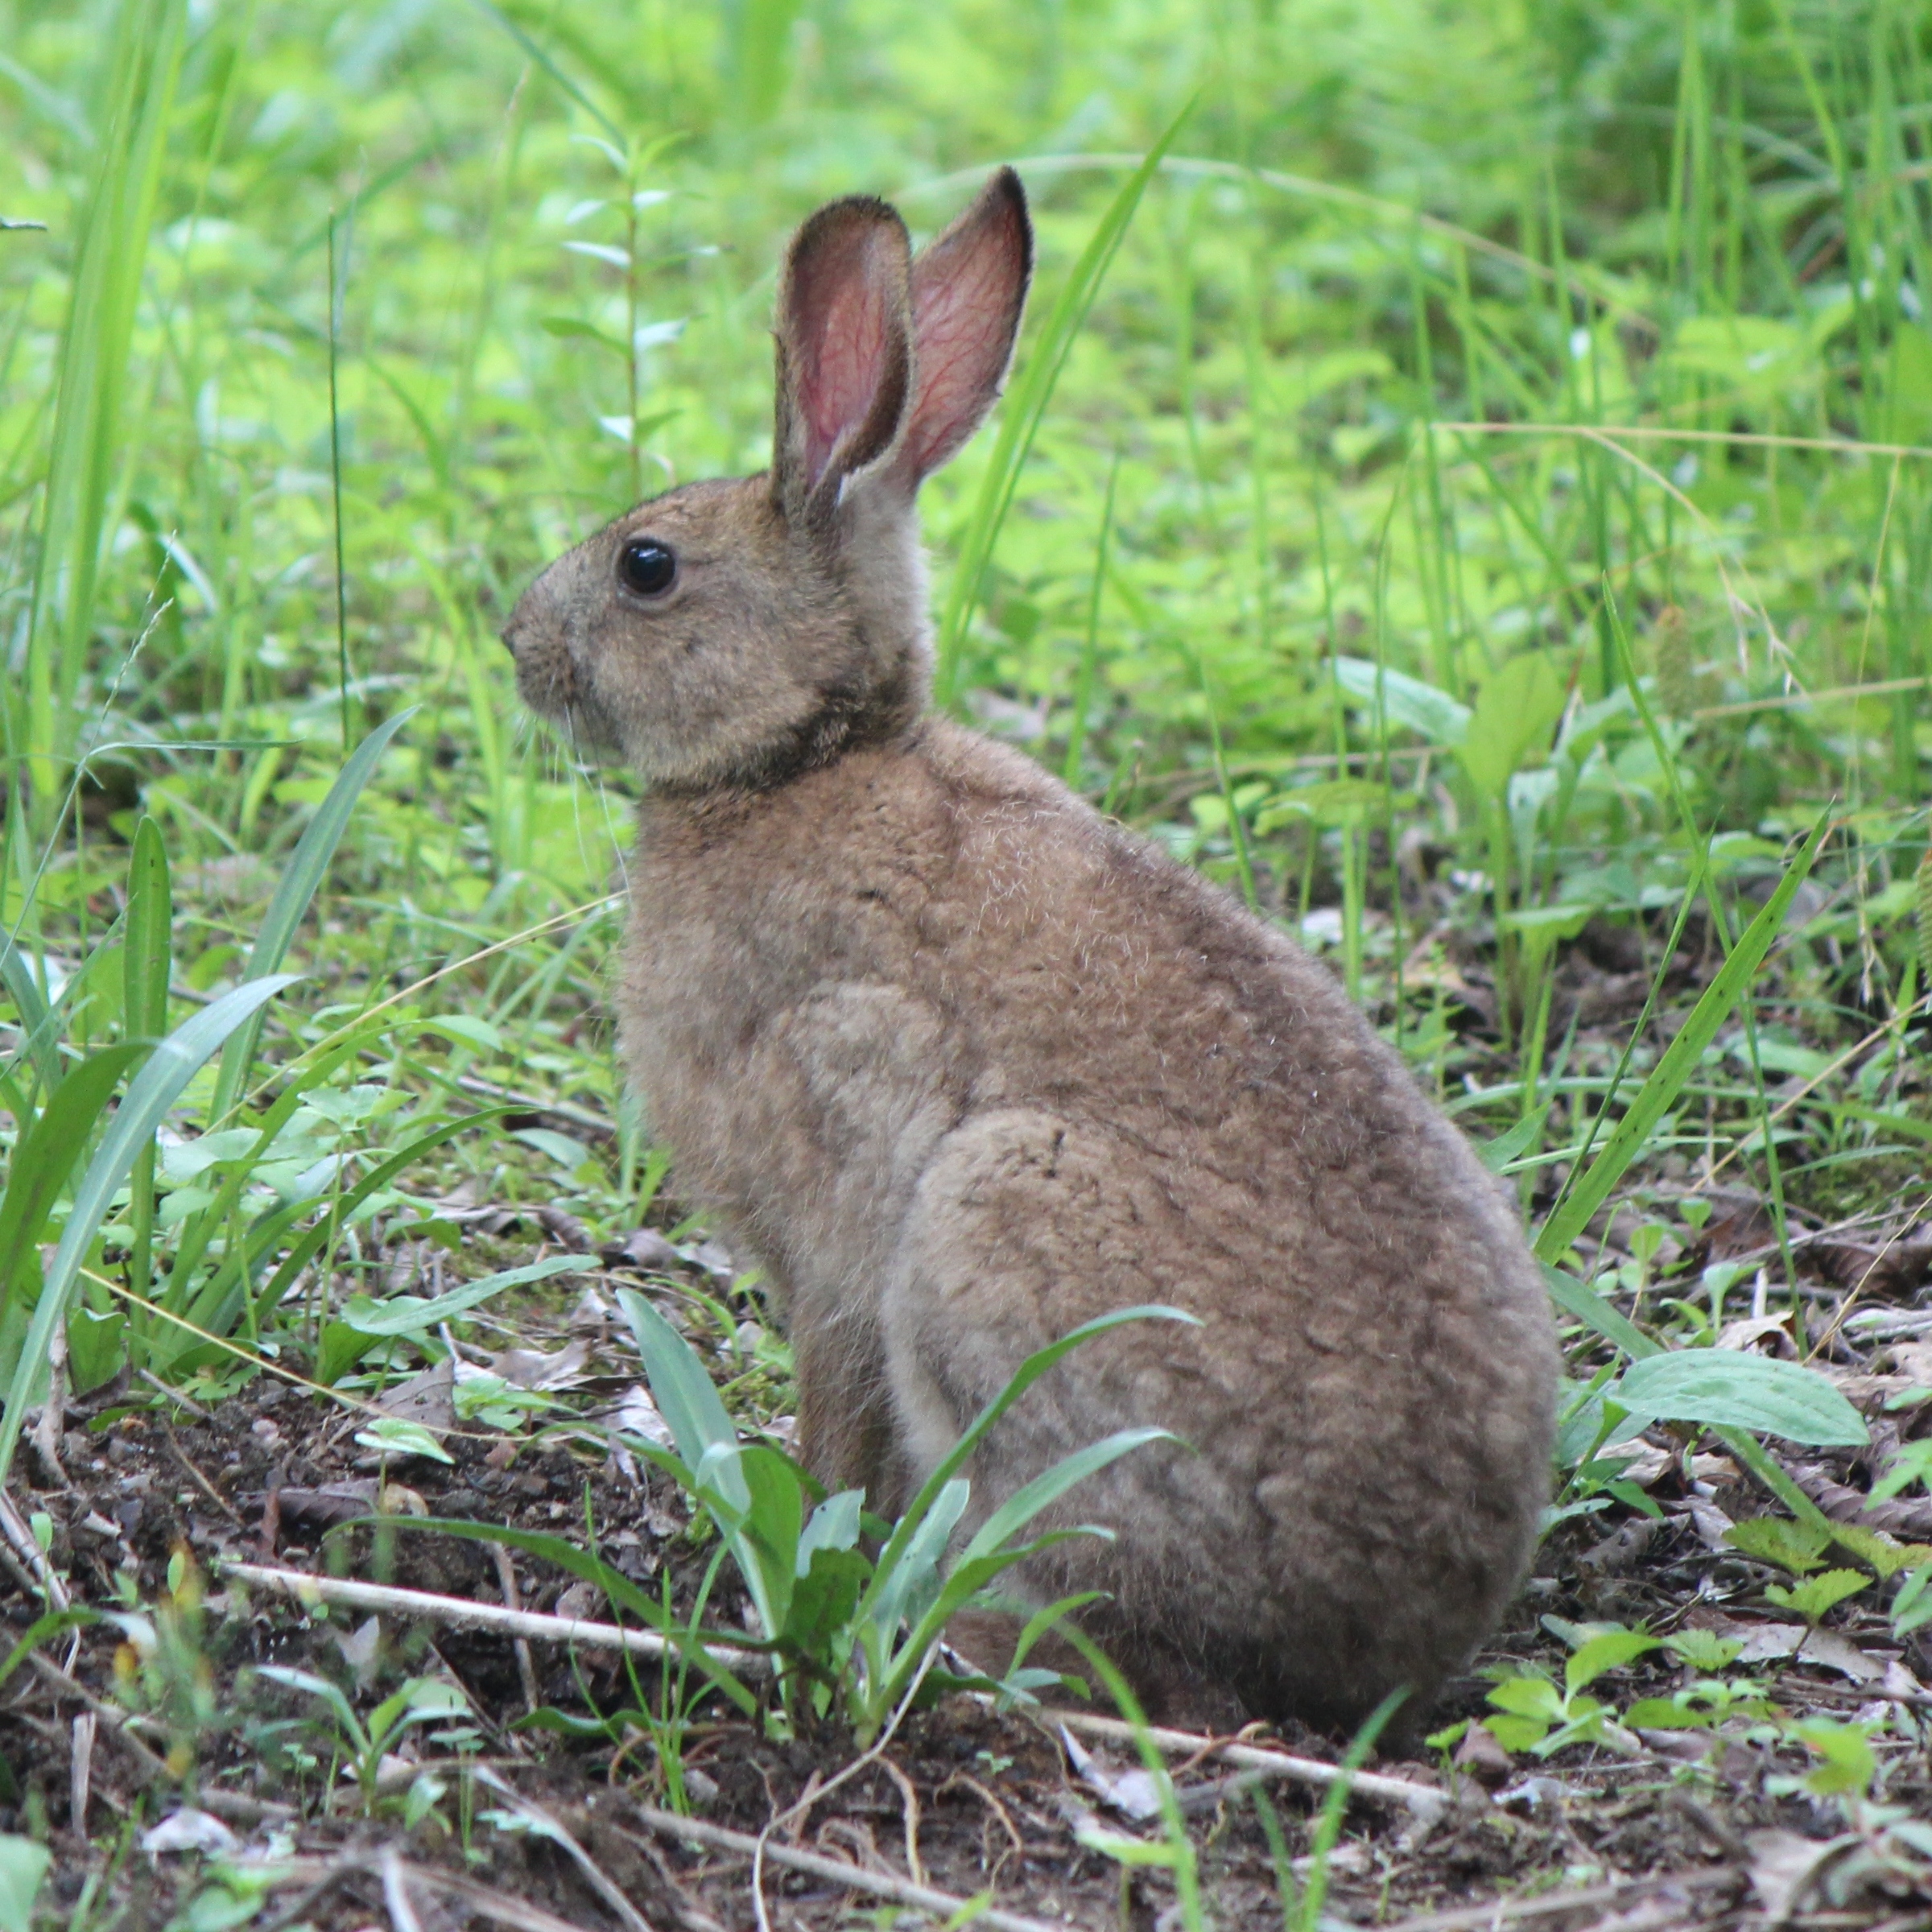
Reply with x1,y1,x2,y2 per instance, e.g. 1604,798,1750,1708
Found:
881,1113,1255,1695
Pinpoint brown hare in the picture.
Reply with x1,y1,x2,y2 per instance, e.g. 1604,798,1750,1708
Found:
503,168,1558,1733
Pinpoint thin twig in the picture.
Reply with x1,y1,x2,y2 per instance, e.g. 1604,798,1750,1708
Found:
1034,1708,1447,1819
380,1848,427,1932
491,1543,542,1717
1374,1864,1740,1932
750,1645,941,1932
257,1852,379,1932
0,1487,68,1611
475,1768,658,1932
164,1420,245,1524
878,1755,927,1889
219,1562,768,1678
630,1805,1062,1932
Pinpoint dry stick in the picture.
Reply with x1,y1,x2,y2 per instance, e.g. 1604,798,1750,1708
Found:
475,1766,658,1932
221,1565,1452,1818
409,1864,609,1932
1373,1864,1740,1932
70,1712,94,1836
380,1849,427,1932
257,1853,381,1932
222,1563,770,1679
490,1543,542,1718
1037,1708,1448,1820
878,1754,928,1889
630,1805,1063,1932
0,1487,68,1611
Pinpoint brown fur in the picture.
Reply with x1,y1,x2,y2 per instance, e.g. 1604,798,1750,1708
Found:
503,168,1558,1732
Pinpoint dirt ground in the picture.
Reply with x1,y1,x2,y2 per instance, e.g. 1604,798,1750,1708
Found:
10,1210,1932,1932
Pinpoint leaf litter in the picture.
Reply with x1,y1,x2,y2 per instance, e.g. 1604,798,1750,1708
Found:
6,1104,1930,1932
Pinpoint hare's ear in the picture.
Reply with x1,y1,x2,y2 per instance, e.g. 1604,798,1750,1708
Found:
773,197,914,524
878,167,1032,494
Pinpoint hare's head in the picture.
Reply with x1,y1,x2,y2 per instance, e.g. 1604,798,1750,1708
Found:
504,169,1031,791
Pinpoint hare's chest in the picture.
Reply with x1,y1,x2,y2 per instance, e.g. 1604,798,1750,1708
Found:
616,898,965,1291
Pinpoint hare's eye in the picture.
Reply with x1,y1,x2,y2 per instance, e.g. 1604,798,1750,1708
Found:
618,539,676,597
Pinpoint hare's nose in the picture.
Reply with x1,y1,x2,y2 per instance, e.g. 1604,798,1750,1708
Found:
500,621,522,659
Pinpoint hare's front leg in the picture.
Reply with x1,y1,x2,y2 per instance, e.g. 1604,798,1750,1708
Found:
792,1309,906,1517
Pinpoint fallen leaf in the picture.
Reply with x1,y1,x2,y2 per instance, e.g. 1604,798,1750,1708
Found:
1726,1622,1885,1681
141,1809,240,1856
600,1229,682,1274
1716,1314,1794,1353
1746,1828,1856,1926
275,1481,379,1530
1451,1721,1513,1786
485,1337,591,1391
374,1359,455,1431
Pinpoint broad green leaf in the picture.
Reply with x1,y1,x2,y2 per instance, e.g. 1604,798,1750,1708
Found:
0,974,296,1484
617,1289,745,1470
122,815,171,1042
0,1835,48,1932
1724,1516,1831,1574
1564,1629,1658,1695
0,1044,145,1334
353,1418,453,1463
66,1304,124,1394
1486,1674,1563,1721
1457,653,1568,796
341,1254,581,1336
1477,1105,1550,1174
1330,657,1471,747
1616,1350,1868,1448
1764,1568,1868,1621
961,1426,1171,1563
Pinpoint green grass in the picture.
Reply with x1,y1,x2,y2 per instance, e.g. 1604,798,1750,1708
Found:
2,0,1932,1573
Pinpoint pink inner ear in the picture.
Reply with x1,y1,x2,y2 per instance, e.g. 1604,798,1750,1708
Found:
898,206,1025,481
796,239,895,489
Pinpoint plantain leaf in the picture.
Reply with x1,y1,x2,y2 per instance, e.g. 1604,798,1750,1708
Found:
1616,1350,1868,1448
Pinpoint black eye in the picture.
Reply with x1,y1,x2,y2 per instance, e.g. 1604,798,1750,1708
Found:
618,539,676,597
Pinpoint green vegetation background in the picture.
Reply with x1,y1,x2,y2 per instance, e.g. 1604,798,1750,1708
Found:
2,0,1932,1402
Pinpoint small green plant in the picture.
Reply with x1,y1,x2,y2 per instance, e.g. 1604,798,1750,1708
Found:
108,1550,218,1785
613,1290,1187,1741
253,1663,469,1820
1480,1624,1660,1757
1767,1718,1881,1807
418,1294,1188,1747
1624,1628,1776,1732
1764,1569,1870,1624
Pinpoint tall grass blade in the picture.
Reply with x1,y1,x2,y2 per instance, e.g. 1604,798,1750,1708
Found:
1534,807,1828,1267
0,972,297,1484
18,0,188,828
122,815,170,1309
206,709,414,1125
932,103,1191,704
729,0,803,122
0,1046,145,1344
